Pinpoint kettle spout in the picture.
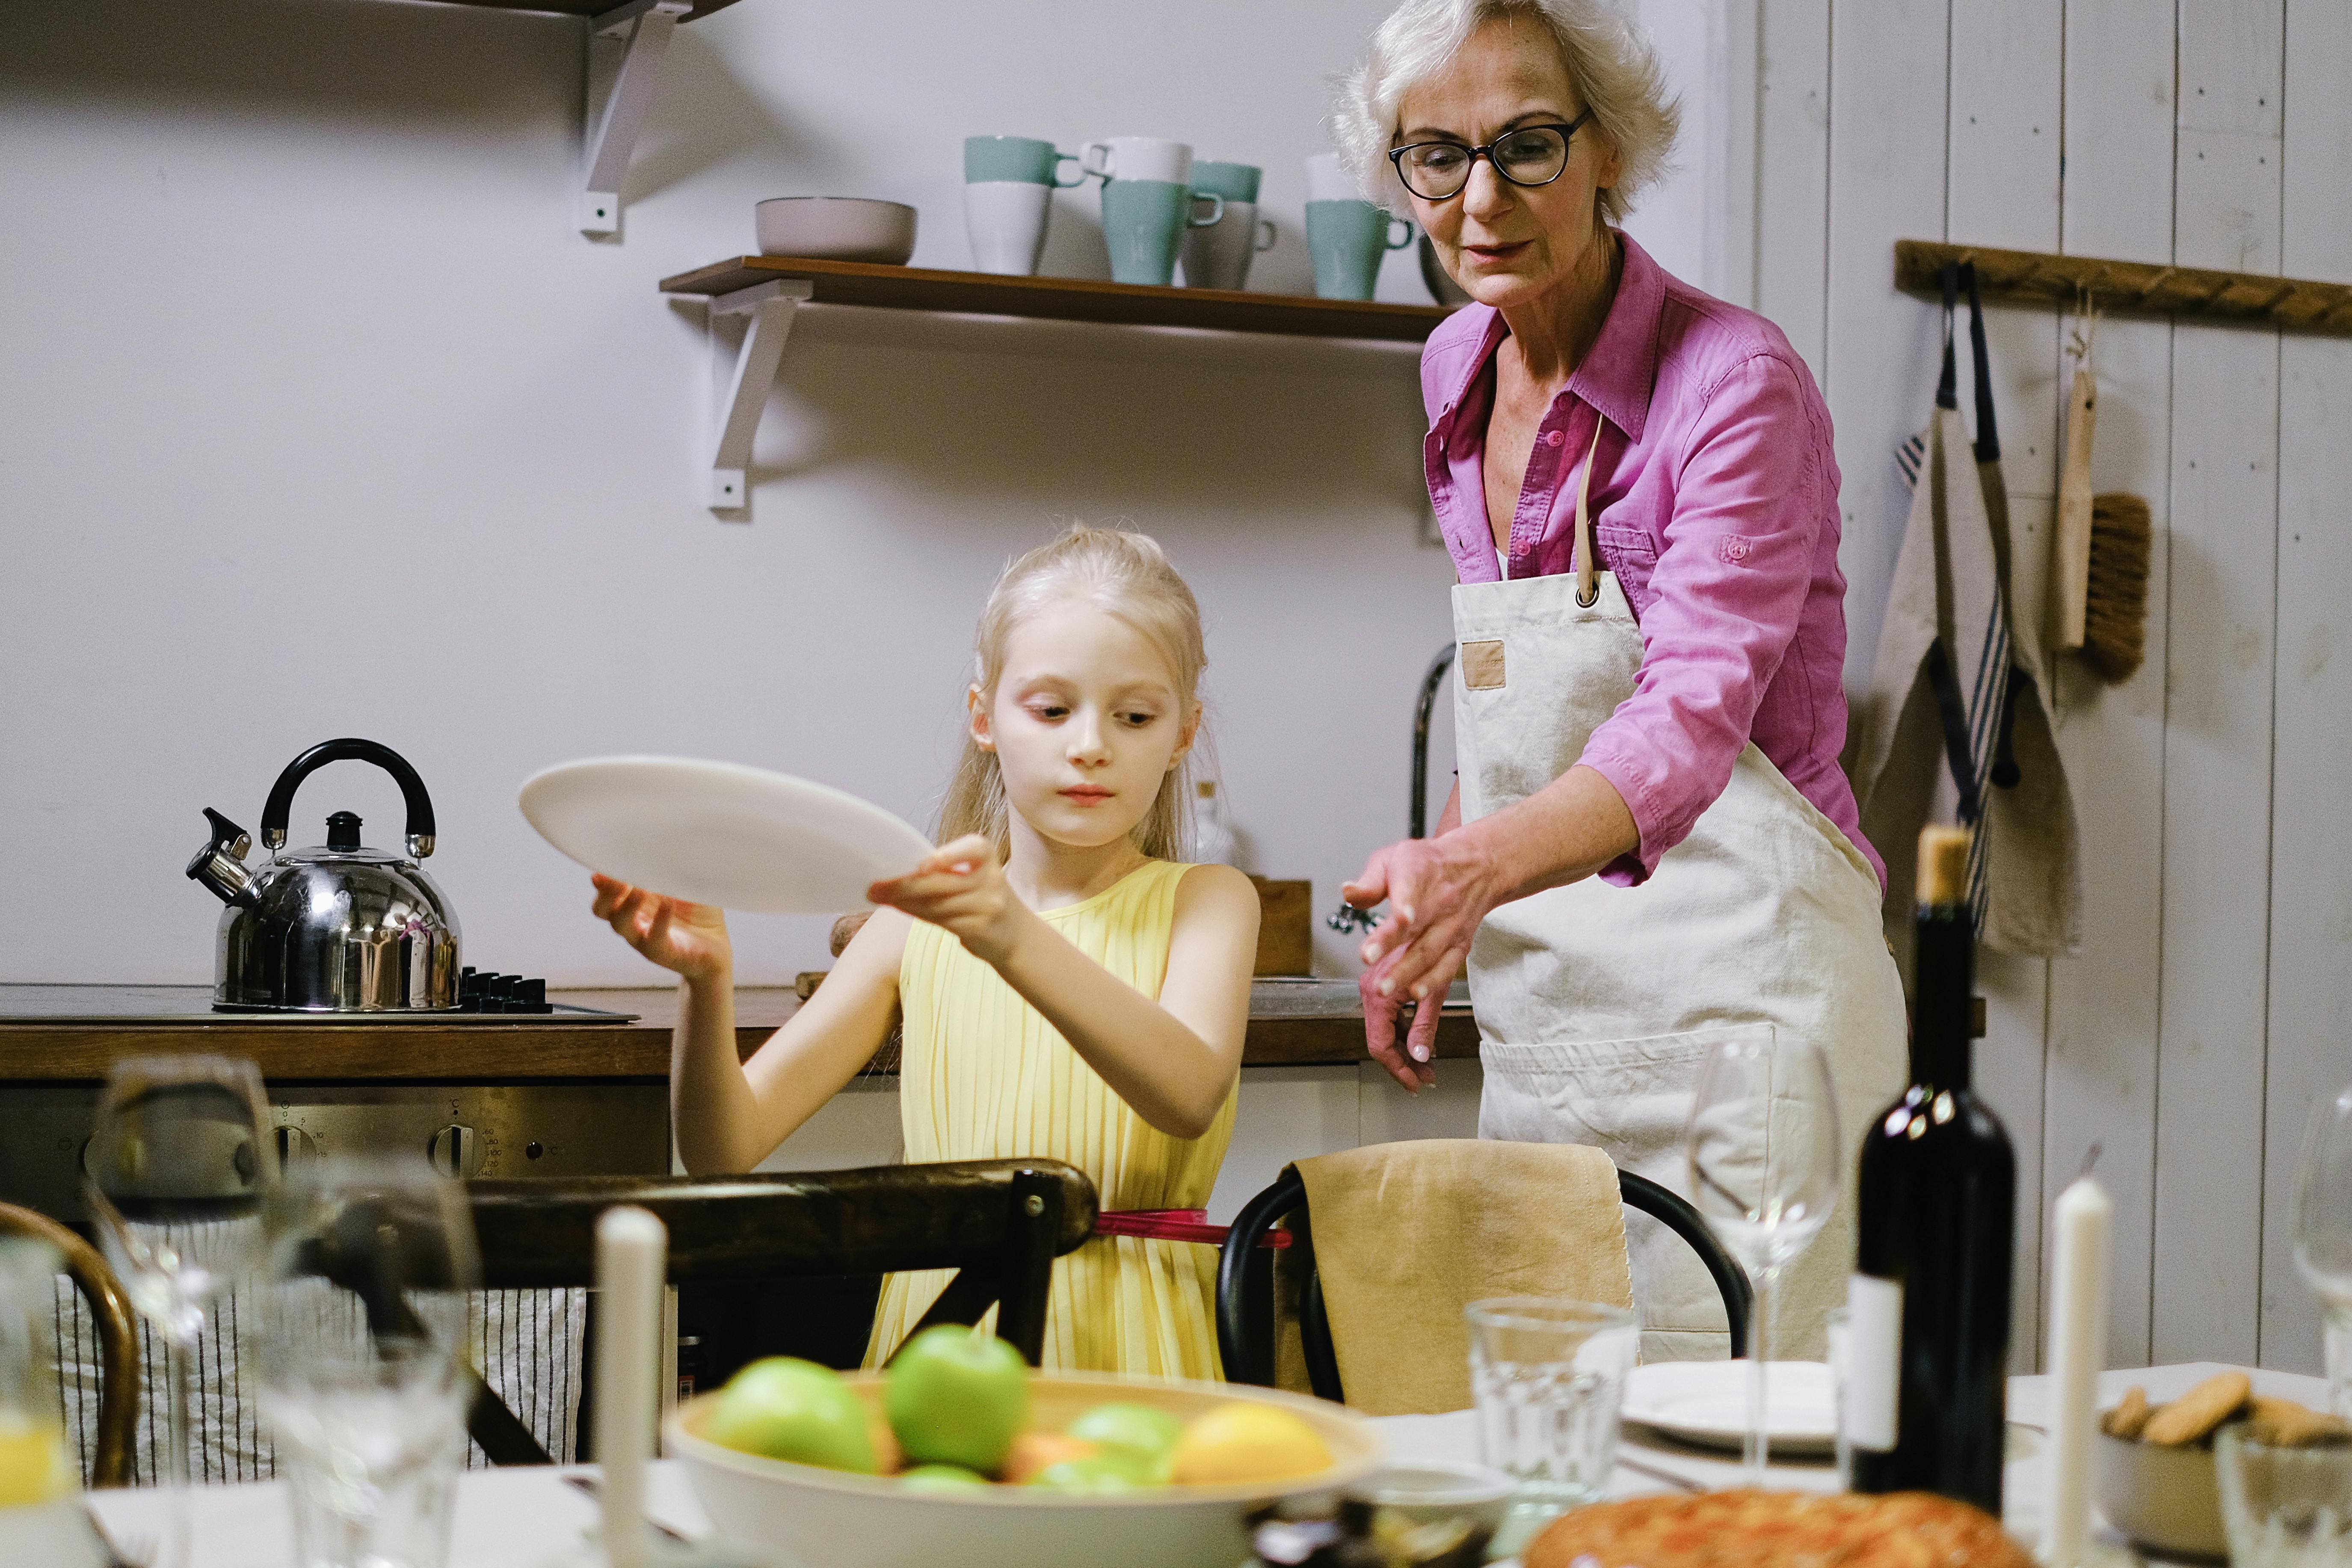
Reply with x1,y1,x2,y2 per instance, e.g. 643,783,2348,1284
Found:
185,807,257,905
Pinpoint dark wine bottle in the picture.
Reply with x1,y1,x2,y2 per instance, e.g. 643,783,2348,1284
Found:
1846,825,2015,1514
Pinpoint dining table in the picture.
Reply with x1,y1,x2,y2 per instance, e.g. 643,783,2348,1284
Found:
83,1362,2327,1566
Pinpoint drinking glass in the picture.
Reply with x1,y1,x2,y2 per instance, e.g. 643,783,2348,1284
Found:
2295,1084,2352,1419
2217,1425,2352,1567
0,1237,106,1568
1464,1297,1638,1540
255,1156,479,1568
1683,1026,1841,1485
84,1055,274,1568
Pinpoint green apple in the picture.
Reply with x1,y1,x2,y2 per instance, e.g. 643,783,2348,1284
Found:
897,1463,995,1496
884,1325,1031,1473
1065,1403,1183,1482
703,1357,877,1473
1023,1454,1144,1494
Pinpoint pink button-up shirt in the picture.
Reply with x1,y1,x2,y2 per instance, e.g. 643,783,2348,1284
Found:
1423,231,1884,889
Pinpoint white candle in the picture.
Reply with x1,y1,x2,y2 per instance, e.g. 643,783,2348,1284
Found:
2044,1176,2112,1567
595,1206,667,1568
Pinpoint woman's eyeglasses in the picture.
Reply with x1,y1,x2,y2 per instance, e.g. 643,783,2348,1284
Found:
1388,110,1595,202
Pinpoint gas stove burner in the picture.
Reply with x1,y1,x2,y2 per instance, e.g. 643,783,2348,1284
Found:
456,968,554,1013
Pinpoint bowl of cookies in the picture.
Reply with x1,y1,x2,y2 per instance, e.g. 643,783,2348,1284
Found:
2096,1372,2348,1559
666,1326,1383,1568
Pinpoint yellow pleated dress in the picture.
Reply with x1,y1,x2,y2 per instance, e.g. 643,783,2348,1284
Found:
862,859,1238,1380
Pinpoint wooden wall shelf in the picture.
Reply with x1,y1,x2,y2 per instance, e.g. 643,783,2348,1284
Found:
1896,238,2352,335
663,256,1453,513
660,256,1453,343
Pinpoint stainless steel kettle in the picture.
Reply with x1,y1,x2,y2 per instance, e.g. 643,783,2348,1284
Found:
185,739,462,1012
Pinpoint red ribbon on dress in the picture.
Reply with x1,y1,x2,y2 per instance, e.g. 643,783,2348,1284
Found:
1092,1208,1291,1248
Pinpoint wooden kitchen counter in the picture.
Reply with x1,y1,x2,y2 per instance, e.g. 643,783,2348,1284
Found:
0,984,1478,1082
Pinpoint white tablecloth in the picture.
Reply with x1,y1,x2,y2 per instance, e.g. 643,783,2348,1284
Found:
83,1363,2329,1567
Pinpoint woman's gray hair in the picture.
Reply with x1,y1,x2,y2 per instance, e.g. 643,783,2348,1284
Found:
1333,0,1680,226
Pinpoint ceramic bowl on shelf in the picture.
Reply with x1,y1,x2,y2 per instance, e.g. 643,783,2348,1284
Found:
666,1369,1383,1568
754,197,917,264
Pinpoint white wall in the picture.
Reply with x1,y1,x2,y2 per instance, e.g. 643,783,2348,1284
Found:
1755,0,2352,1376
0,0,1735,993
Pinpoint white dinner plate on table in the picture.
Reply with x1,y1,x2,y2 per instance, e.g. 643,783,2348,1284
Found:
1620,1361,1837,1457
518,756,933,914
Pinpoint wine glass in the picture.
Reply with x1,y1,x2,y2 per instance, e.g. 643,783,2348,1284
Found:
2293,1083,2352,1418
1684,1026,1842,1485
83,1055,274,1568
255,1156,480,1568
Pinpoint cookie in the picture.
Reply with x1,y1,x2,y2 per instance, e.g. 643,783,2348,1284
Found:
2102,1387,2151,1440
2247,1394,2351,1448
2141,1372,2252,1446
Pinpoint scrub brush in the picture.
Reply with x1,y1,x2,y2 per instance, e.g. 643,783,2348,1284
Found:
2079,492,2152,683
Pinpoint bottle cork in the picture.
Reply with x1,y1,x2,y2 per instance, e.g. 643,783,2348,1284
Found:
1918,825,1973,907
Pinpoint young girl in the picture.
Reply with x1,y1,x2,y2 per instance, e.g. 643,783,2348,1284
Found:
589,526,1260,1379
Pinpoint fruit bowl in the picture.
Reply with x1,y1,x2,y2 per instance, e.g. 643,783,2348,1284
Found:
666,1369,1385,1568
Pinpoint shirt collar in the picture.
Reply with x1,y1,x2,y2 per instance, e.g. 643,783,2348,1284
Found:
1431,228,1666,444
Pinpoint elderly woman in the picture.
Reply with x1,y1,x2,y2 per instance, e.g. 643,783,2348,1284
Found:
1334,0,1906,1361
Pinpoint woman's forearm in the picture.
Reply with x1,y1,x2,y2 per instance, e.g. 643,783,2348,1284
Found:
669,966,765,1174
1462,762,1638,902
989,906,1235,1139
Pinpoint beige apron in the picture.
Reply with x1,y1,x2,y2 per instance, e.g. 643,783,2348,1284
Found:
1458,420,1907,1364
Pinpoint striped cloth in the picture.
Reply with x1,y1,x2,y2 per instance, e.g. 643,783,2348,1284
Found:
865,860,1237,1379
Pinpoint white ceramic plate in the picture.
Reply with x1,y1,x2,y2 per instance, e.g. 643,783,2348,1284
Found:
1620,1361,1838,1457
518,756,933,914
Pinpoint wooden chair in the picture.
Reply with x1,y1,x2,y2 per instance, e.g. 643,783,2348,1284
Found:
1214,1165,1753,1399
0,1202,139,1488
453,1159,1098,1464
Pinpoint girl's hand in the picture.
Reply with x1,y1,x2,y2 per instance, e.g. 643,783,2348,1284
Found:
1342,831,1510,1090
591,873,732,982
868,835,1029,967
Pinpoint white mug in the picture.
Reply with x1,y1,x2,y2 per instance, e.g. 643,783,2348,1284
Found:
964,182,1054,275
1179,202,1278,290
1081,137,1194,186
1305,151,1363,205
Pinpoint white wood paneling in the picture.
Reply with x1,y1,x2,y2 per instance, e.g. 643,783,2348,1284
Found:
1824,0,1952,686
2046,0,2180,1373
2257,0,2352,1373
1207,1067,1362,1224
2151,0,2284,1372
1357,1060,1485,1145
1754,0,1831,372
1945,0,2064,1375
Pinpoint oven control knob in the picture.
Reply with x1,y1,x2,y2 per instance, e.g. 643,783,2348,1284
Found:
274,1124,321,1168
426,1123,483,1178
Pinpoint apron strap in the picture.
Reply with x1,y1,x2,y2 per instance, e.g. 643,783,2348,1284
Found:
1573,414,1606,608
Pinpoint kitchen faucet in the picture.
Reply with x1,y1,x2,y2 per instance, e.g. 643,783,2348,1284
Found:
1329,641,1458,936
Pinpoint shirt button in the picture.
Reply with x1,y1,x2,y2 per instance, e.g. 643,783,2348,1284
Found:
1545,430,1565,448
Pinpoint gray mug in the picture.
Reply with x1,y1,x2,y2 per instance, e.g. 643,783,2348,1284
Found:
1180,160,1276,290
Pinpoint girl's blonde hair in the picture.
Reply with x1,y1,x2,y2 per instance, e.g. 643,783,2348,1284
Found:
938,526,1207,862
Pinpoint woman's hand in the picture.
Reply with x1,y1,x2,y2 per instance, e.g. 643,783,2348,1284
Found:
868,835,1032,967
1343,828,1512,1090
591,873,732,982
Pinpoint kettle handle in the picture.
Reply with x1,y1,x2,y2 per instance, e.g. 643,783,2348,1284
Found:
260,739,439,858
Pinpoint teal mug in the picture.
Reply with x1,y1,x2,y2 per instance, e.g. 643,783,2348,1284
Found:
1102,180,1226,287
1306,199,1415,300
963,135,1085,187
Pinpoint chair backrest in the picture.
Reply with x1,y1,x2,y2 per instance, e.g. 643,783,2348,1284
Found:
0,1202,139,1488
454,1159,1098,1463
1215,1165,1751,1400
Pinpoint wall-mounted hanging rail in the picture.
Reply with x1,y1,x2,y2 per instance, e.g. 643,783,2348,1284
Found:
1895,240,2352,336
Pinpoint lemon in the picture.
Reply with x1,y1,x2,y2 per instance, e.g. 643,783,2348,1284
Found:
1168,1402,1332,1486
0,1415,71,1509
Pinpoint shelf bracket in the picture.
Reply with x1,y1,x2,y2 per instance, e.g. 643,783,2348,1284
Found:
707,279,815,510
579,0,692,237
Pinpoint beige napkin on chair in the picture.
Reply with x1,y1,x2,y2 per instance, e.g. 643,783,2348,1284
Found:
1277,1139,1631,1416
